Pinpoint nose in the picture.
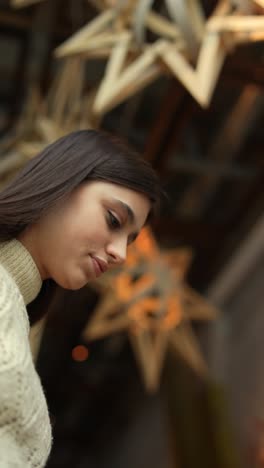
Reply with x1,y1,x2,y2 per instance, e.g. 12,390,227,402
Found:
106,236,127,266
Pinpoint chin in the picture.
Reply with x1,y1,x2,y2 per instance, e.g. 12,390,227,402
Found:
55,273,90,291
51,261,94,290
65,279,89,290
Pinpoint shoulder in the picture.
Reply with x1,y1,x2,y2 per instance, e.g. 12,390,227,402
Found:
0,263,20,312
0,263,29,343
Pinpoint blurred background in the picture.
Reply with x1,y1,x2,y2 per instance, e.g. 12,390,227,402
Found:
0,0,263,466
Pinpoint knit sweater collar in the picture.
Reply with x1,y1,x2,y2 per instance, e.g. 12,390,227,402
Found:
0,239,42,305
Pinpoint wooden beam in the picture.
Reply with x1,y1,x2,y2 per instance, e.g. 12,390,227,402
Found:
0,10,31,29
167,157,257,180
143,79,186,164
207,211,264,305
11,0,44,8
176,85,263,217
155,96,196,172
23,1,58,87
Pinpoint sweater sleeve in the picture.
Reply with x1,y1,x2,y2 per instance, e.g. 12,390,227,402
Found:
0,435,27,466
0,268,33,466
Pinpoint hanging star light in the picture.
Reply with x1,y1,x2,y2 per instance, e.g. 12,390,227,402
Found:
82,227,218,393
53,3,177,115
10,0,264,112
0,55,97,168
49,0,264,115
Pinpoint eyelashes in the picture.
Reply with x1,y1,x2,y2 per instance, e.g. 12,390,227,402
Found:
106,210,138,246
107,211,121,230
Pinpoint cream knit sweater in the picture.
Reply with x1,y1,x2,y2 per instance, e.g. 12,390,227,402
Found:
0,239,52,467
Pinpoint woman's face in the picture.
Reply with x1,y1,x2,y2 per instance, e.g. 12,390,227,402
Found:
22,181,151,289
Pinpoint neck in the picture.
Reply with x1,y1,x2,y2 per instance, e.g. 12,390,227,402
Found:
18,229,48,281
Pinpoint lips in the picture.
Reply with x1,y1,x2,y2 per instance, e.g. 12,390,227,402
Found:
90,256,108,277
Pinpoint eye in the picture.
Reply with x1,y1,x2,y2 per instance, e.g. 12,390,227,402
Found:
107,211,121,230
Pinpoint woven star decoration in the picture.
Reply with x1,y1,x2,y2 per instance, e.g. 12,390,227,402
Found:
10,1,264,113
0,54,97,170
82,227,218,392
52,0,264,114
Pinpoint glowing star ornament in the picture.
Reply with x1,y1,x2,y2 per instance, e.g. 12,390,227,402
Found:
0,56,96,167
10,0,264,112
53,5,171,116
51,0,264,114
82,227,218,392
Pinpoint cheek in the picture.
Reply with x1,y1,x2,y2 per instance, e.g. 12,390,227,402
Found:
44,204,109,255
73,216,109,252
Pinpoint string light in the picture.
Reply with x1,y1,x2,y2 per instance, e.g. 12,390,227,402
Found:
72,345,89,362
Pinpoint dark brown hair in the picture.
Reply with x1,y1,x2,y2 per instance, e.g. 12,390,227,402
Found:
0,130,161,324
0,130,161,241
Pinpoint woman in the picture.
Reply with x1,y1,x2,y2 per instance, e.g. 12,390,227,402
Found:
0,130,161,467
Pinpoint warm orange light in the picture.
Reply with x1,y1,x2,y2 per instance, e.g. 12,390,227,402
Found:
84,224,215,390
72,345,89,361
134,227,158,257
115,272,154,301
110,227,185,332
115,274,133,301
163,297,182,328
127,295,182,331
